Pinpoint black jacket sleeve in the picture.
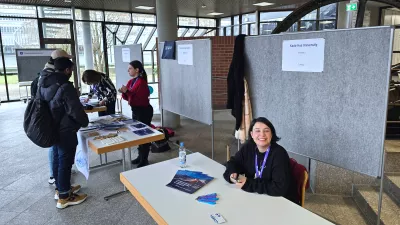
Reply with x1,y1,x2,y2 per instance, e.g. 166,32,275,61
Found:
241,149,291,196
31,76,39,98
63,82,89,128
223,147,247,183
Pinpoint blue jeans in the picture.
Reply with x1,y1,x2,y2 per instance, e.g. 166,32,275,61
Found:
52,144,76,199
48,147,54,177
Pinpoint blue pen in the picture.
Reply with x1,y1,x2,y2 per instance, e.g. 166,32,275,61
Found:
197,198,219,201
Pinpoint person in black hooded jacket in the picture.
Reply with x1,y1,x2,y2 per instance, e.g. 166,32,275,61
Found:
39,57,89,209
223,117,298,204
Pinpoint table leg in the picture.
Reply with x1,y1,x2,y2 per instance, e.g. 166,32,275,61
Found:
105,153,108,163
128,147,132,170
99,154,103,165
104,148,128,201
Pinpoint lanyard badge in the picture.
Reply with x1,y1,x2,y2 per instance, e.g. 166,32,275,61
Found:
255,146,270,179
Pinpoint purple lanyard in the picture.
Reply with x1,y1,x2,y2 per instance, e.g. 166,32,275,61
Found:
130,77,139,90
255,146,271,178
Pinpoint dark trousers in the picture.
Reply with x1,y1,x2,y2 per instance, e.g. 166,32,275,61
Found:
52,143,76,199
132,105,154,162
98,100,116,117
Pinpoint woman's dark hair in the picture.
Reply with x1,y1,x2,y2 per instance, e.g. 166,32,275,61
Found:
82,70,102,84
48,57,55,65
129,60,147,82
248,117,281,145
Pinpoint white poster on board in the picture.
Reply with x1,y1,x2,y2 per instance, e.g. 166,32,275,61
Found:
178,44,193,65
122,48,131,62
282,38,325,72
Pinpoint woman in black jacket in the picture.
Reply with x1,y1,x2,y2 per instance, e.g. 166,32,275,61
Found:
223,117,298,204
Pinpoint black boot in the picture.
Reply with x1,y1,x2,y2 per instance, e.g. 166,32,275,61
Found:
137,145,150,168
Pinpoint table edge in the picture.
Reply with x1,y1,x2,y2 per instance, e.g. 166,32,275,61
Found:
120,173,168,225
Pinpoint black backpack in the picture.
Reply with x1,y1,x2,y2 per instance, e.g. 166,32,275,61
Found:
151,128,171,153
23,84,63,148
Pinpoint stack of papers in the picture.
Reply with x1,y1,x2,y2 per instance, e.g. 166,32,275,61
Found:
166,170,214,194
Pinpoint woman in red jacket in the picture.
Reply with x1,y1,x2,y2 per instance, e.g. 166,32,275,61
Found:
119,60,153,167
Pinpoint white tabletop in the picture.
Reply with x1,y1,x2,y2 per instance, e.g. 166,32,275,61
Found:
84,116,164,154
120,152,334,225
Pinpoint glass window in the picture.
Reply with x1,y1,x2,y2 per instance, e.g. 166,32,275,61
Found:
220,17,231,27
0,4,36,18
75,21,105,93
125,26,145,44
260,22,278,35
179,17,197,26
184,28,197,37
301,10,317,20
250,24,257,35
145,30,157,50
105,11,131,22
75,9,103,21
42,23,71,39
319,20,336,30
260,11,292,22
0,47,6,102
138,27,154,47
199,18,216,27
204,29,216,36
300,21,317,31
287,23,298,33
38,7,72,19
177,28,187,37
234,25,240,36
242,24,248,35
320,3,337,20
234,16,239,25
132,13,156,24
116,25,131,42
106,24,118,33
242,13,256,24
195,29,207,37
0,18,39,100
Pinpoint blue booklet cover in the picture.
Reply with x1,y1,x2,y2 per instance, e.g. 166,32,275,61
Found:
166,170,214,194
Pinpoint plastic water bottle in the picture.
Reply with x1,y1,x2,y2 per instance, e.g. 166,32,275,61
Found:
179,142,187,168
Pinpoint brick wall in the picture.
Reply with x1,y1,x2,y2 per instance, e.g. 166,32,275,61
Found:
175,36,235,109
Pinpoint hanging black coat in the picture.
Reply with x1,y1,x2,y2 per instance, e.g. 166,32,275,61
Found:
227,34,246,130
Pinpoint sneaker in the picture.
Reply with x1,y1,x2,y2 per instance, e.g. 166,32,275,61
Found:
56,193,88,209
54,185,81,200
48,177,55,185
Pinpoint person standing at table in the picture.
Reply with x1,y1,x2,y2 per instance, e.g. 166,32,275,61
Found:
223,117,298,204
31,49,74,186
82,69,117,116
39,57,89,209
119,60,153,168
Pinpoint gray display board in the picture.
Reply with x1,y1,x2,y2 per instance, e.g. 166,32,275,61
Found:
114,44,143,117
245,27,393,177
15,49,55,82
159,39,212,125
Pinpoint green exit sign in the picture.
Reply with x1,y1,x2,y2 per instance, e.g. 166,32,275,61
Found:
346,3,358,11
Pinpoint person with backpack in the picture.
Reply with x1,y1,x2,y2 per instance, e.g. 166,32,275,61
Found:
119,60,153,168
30,49,73,186
38,57,89,209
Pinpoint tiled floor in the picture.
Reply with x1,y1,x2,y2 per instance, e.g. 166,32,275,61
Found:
0,102,370,225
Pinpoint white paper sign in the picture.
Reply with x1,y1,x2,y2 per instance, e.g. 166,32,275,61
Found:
178,44,193,65
282,38,325,72
75,131,90,180
122,48,130,63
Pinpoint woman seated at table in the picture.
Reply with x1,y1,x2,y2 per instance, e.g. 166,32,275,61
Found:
82,69,117,116
223,117,298,204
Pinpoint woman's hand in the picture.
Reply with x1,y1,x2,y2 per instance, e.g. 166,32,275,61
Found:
230,173,238,183
84,98,90,103
99,100,106,106
119,85,128,93
235,176,247,189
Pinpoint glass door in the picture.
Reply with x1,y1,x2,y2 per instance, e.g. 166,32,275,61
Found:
38,18,78,88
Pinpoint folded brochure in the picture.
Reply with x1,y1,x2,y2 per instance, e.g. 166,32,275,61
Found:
166,170,214,194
